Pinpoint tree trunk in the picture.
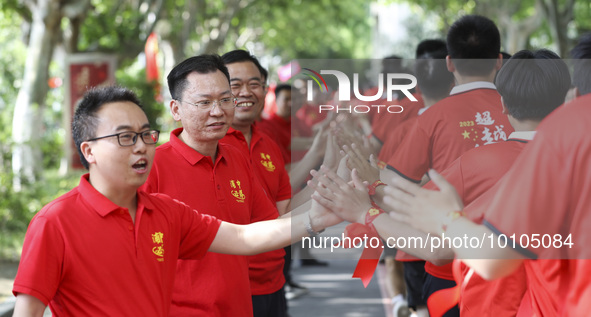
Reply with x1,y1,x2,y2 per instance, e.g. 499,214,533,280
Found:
499,2,544,54
540,0,575,58
12,0,63,190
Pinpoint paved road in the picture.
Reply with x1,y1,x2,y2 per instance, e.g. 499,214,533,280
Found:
288,259,389,317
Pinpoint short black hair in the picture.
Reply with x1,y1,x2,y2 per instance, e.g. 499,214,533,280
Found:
414,49,454,100
167,54,230,100
571,33,591,96
72,86,143,169
415,39,447,58
447,15,501,76
381,55,403,73
274,84,292,97
501,52,512,64
495,49,570,121
221,49,268,83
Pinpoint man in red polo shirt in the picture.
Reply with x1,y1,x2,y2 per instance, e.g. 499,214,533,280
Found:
220,49,292,316
11,86,338,317
142,54,308,317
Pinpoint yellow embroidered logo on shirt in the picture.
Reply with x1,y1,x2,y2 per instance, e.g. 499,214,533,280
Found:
151,232,164,262
230,179,246,203
260,152,276,172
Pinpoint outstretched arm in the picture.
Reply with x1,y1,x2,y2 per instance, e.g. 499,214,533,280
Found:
13,294,46,317
384,169,525,279
208,197,342,256
310,167,453,264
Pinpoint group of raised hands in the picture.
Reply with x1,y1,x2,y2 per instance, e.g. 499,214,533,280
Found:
292,112,465,251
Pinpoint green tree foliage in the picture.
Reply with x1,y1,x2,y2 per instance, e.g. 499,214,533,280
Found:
0,0,372,258
391,0,583,56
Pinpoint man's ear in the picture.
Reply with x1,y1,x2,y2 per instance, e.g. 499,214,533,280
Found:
446,55,456,73
495,53,503,71
170,99,182,122
500,96,507,114
80,142,96,165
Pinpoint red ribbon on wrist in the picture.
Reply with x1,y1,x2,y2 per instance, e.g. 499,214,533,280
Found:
342,206,386,288
367,180,386,196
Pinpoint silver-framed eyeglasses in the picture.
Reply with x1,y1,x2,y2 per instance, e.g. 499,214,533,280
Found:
86,130,160,147
178,97,237,110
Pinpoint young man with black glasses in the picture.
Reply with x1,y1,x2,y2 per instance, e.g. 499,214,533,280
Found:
12,85,339,317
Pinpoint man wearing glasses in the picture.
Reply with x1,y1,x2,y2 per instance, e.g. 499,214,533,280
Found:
142,54,296,316
12,85,338,316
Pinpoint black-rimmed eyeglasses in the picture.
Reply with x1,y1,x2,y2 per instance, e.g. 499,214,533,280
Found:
86,130,160,147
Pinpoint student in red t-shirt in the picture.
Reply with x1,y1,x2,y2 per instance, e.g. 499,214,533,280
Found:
419,49,570,316
362,16,513,317
312,49,569,317
379,34,591,317
371,40,447,148
381,47,456,317
11,85,339,317
258,84,292,164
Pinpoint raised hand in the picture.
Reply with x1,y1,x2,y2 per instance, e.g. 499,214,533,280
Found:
342,143,380,184
307,167,344,230
310,167,372,224
383,169,464,235
322,132,344,171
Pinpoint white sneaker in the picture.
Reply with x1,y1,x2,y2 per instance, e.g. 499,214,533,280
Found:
285,282,309,300
391,295,411,317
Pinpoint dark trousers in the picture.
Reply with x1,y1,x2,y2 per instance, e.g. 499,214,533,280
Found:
252,287,288,317
423,273,460,317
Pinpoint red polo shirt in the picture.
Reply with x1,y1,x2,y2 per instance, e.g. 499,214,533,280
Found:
221,125,289,295
371,94,423,145
13,174,220,317
222,125,292,203
294,103,328,136
143,128,278,316
424,132,535,316
377,115,420,167
258,113,291,164
483,94,591,316
386,82,513,182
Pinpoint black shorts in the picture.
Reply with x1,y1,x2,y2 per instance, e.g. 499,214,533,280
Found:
423,273,460,317
403,260,426,309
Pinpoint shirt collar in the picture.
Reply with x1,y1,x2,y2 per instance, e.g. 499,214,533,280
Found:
169,127,226,166
450,81,497,95
77,174,155,217
508,131,536,141
227,125,262,147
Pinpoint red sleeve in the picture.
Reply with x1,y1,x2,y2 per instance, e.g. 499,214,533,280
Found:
276,157,292,202
423,155,466,204
172,197,222,260
482,127,577,259
377,119,412,164
386,118,432,182
13,216,65,305
249,171,281,222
